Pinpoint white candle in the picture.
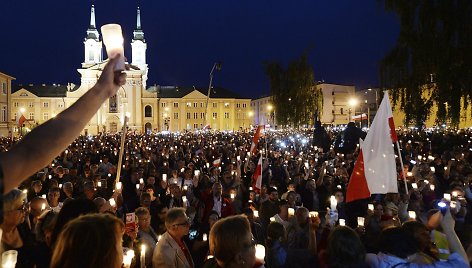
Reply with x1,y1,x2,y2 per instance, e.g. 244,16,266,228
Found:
157,235,162,242
41,194,46,199
430,166,436,173
194,170,200,177
330,195,337,211
408,211,416,219
407,172,413,177
357,217,365,227
41,203,46,211
139,178,144,184
136,184,140,190
206,163,210,168
339,219,346,226
203,233,208,241
368,204,374,211
253,210,259,218
116,182,122,190
309,211,318,218
181,168,185,173
2,250,18,268
230,193,235,199
411,183,418,189
123,249,135,267
452,191,459,198
59,184,63,188
109,198,116,207
288,208,295,217
140,244,146,268
430,184,435,191
270,217,275,222
237,156,241,161
255,244,265,263
182,196,187,207
183,185,188,191
97,181,102,187
101,24,126,71
444,193,451,201
162,174,167,182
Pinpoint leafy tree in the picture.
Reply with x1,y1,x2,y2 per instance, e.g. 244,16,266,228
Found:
380,0,472,127
264,53,321,127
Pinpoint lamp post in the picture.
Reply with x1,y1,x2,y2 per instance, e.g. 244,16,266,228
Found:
204,62,222,129
348,98,358,124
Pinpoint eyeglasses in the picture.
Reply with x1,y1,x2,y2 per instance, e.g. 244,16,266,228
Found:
173,217,191,227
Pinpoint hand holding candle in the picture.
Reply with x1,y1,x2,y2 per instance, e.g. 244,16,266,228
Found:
101,24,125,71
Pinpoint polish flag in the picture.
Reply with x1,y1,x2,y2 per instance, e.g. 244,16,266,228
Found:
252,155,263,192
346,91,398,202
212,158,221,167
250,125,264,155
17,113,27,128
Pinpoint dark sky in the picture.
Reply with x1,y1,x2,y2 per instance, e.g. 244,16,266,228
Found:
0,1,399,99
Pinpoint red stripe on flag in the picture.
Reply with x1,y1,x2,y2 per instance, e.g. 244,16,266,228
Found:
388,117,398,142
346,149,371,202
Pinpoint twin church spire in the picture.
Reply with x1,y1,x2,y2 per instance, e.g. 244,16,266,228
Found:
83,4,147,70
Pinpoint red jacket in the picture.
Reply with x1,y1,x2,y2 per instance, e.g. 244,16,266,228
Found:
200,190,234,222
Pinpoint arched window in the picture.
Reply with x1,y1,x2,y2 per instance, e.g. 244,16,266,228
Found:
144,105,152,117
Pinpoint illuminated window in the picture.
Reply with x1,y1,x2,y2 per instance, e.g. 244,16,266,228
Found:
144,105,152,117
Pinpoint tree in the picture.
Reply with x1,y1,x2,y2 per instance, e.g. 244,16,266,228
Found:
264,53,321,127
380,0,472,127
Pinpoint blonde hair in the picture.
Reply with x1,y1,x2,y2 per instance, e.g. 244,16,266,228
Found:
209,215,251,266
3,189,26,212
51,213,124,268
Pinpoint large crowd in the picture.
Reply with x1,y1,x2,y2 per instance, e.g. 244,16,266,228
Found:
1,124,471,267
0,58,471,268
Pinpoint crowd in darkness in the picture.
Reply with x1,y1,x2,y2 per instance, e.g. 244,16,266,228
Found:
1,125,471,268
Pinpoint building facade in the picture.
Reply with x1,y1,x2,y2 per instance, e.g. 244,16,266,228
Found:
250,96,273,127
10,5,250,135
318,83,356,125
0,72,15,137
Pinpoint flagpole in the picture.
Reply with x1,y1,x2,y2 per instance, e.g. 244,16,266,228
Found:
395,140,409,194
115,115,129,186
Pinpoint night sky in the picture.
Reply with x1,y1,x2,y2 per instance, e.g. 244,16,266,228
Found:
0,1,399,99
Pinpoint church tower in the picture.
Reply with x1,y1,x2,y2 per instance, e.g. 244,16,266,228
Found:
131,7,148,87
82,5,102,68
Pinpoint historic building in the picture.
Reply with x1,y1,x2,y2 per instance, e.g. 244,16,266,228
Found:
10,5,251,135
0,72,15,136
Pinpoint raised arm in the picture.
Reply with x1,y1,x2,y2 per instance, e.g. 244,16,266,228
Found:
0,56,127,192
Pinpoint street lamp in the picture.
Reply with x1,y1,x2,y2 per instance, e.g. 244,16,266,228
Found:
204,62,222,129
348,98,359,123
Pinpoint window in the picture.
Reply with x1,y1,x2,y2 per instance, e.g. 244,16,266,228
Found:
173,102,179,108
186,102,191,107
193,102,198,108
212,112,217,119
236,103,241,108
224,103,230,108
144,105,152,117
173,113,179,119
212,103,217,108
43,113,49,121
43,102,49,108
340,108,344,115
193,123,198,129
193,113,198,119
29,112,34,120
186,113,191,119
58,102,64,108
161,102,167,108
1,106,6,122
224,112,230,119
200,102,204,108
1,83,6,94
13,113,17,121
242,103,247,108
14,102,19,108
200,113,205,119
109,95,117,113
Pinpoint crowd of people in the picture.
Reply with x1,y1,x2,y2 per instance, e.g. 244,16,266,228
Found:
0,124,471,267
0,58,471,268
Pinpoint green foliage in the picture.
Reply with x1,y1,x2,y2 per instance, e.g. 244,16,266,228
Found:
264,53,321,127
380,0,472,127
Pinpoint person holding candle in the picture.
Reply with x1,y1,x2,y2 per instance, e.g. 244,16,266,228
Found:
136,207,158,268
152,207,194,268
207,215,256,268
1,189,35,268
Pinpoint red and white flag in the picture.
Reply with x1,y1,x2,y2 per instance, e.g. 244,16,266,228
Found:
346,91,398,202
252,155,263,192
17,113,27,128
212,158,221,167
250,125,264,155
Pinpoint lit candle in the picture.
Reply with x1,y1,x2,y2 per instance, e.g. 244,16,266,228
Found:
2,250,18,268
41,203,46,211
181,168,185,173
116,182,122,190
136,184,140,190
330,195,337,211
430,184,435,191
162,174,167,182
183,185,188,191
255,244,265,263
237,156,241,161
182,196,187,207
253,210,259,218
206,163,210,168
123,249,135,267
357,217,365,227
430,166,436,173
59,184,63,188
230,193,235,199
339,219,346,226
309,211,318,218
288,208,295,217
407,172,413,177
408,211,416,219
411,183,418,189
452,191,458,198
444,193,451,201
98,181,102,187
140,244,146,268
109,198,116,207
270,217,275,222
101,24,126,71
368,204,374,211
139,178,144,184
194,170,200,177
41,194,46,199
203,233,208,241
